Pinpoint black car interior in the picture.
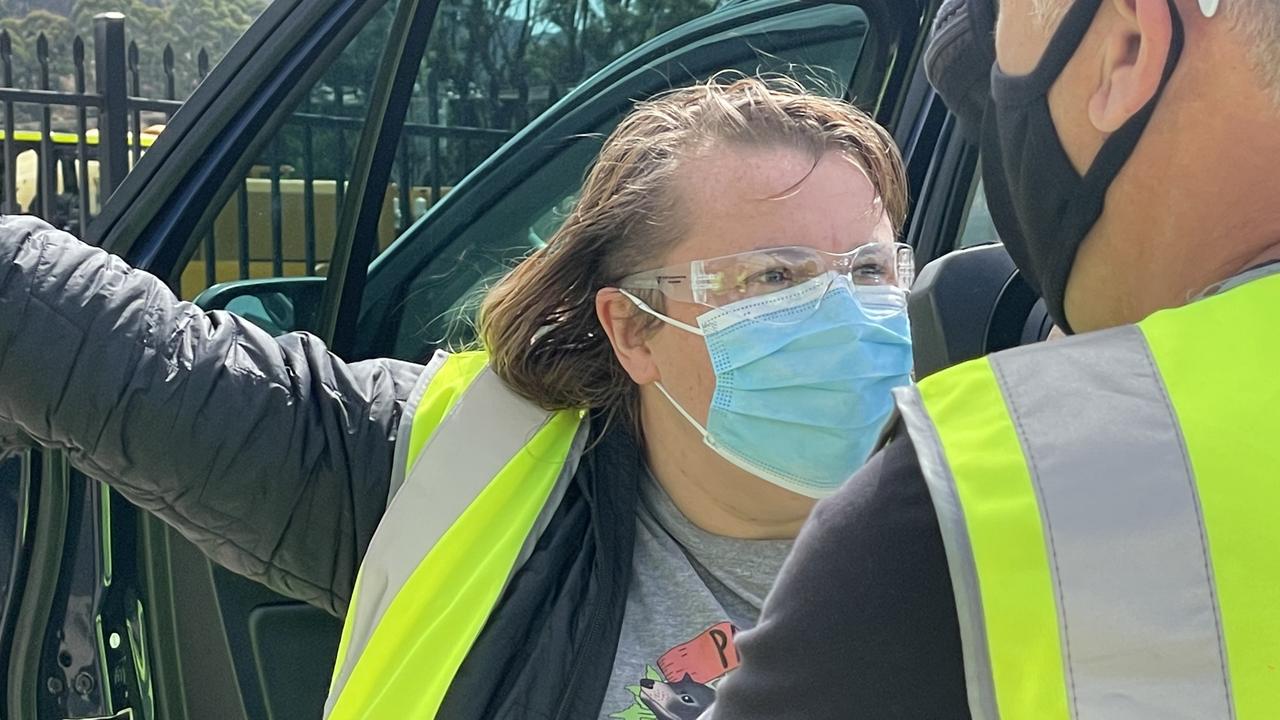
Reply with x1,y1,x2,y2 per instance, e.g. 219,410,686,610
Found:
911,243,1053,379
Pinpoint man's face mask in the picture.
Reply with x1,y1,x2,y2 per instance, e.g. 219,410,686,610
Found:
925,0,1186,333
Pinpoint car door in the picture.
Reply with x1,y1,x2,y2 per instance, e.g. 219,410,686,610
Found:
9,0,966,718
3,0,438,717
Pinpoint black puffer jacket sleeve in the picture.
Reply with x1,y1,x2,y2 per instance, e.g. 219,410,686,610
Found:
0,215,425,616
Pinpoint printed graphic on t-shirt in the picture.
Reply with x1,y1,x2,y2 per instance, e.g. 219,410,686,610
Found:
610,621,740,720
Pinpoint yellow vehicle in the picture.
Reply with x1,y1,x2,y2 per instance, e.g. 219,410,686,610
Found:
3,126,449,295
4,127,161,217
183,177,449,295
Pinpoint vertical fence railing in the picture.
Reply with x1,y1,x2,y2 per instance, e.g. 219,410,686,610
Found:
74,37,89,235
162,46,175,106
426,69,441,211
1,12,537,295
302,97,317,276
94,14,129,200
236,179,250,279
0,13,203,238
1,32,16,214
269,137,283,277
36,35,53,221
333,83,347,222
192,48,216,289
127,41,142,167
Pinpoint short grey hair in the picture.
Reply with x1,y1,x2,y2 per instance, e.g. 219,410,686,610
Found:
1031,0,1069,27
1029,0,1279,106
1228,1,1280,107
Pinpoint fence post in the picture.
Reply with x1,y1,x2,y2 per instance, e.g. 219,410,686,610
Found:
1,31,17,213
426,69,441,206
37,34,53,220
162,45,176,103
127,41,142,166
94,13,129,199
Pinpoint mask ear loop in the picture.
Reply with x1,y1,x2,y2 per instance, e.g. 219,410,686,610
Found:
653,381,710,438
616,288,704,336
613,289,711,437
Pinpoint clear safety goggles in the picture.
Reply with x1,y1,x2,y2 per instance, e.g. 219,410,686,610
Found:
617,241,915,311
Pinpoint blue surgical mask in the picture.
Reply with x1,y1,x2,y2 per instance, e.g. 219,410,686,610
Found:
622,274,913,498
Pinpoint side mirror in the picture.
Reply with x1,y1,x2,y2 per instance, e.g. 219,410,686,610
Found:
193,277,325,337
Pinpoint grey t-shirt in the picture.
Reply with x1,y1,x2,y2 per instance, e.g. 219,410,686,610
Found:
600,473,794,720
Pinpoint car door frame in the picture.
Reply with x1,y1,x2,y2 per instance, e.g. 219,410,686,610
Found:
3,0,449,716
352,0,938,361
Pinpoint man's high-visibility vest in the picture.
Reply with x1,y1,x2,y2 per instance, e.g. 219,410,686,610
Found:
323,351,585,718
895,267,1280,720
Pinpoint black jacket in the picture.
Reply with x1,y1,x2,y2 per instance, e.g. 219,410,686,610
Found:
0,216,640,719
704,424,971,719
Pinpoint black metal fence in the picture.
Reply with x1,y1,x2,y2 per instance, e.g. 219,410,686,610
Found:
0,12,535,298
0,13,204,238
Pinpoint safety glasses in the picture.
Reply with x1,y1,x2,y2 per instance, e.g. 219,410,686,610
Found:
617,241,915,310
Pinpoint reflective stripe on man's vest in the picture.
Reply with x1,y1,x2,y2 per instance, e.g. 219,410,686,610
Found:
324,350,585,718
894,271,1280,720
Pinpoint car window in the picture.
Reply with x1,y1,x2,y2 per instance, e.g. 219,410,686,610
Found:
957,176,1000,249
173,0,402,299
170,0,728,301
360,2,873,362
374,0,728,244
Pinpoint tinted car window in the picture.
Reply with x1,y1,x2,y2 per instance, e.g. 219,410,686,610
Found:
361,2,872,362
174,0,403,298
957,176,1000,248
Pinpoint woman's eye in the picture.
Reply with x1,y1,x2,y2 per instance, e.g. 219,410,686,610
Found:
746,267,794,286
853,262,888,281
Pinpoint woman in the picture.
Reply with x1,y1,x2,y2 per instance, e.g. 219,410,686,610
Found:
0,75,913,719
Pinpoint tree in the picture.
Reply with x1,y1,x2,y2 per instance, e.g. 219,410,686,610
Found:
0,9,75,88
71,0,265,94
166,0,266,77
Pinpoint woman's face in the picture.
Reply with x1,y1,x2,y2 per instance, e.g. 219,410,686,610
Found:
641,144,895,433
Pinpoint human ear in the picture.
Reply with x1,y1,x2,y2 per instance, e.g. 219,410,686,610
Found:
1088,0,1174,132
596,288,661,385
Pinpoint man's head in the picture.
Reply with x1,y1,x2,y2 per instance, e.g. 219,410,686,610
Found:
970,0,1280,330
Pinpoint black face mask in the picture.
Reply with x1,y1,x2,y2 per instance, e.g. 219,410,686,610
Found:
980,0,1185,332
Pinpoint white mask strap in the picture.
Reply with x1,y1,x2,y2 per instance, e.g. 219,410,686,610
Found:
1199,0,1219,17
654,381,709,437
617,289,704,336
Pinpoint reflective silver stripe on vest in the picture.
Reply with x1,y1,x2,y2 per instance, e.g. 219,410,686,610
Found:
894,385,1001,720
385,349,451,504
991,325,1233,719
325,362,585,714
381,348,453,504
902,324,1235,720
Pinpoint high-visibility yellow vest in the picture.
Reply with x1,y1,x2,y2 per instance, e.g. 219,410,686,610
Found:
323,351,585,718
895,267,1280,720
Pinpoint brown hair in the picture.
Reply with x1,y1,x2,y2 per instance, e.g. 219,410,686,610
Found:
479,73,907,431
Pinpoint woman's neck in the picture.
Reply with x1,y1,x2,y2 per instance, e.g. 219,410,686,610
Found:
640,398,816,540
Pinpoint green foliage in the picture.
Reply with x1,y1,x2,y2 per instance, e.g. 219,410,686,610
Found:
2,0,724,184
1,9,75,86
419,0,718,133
165,0,266,80
2,0,266,100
